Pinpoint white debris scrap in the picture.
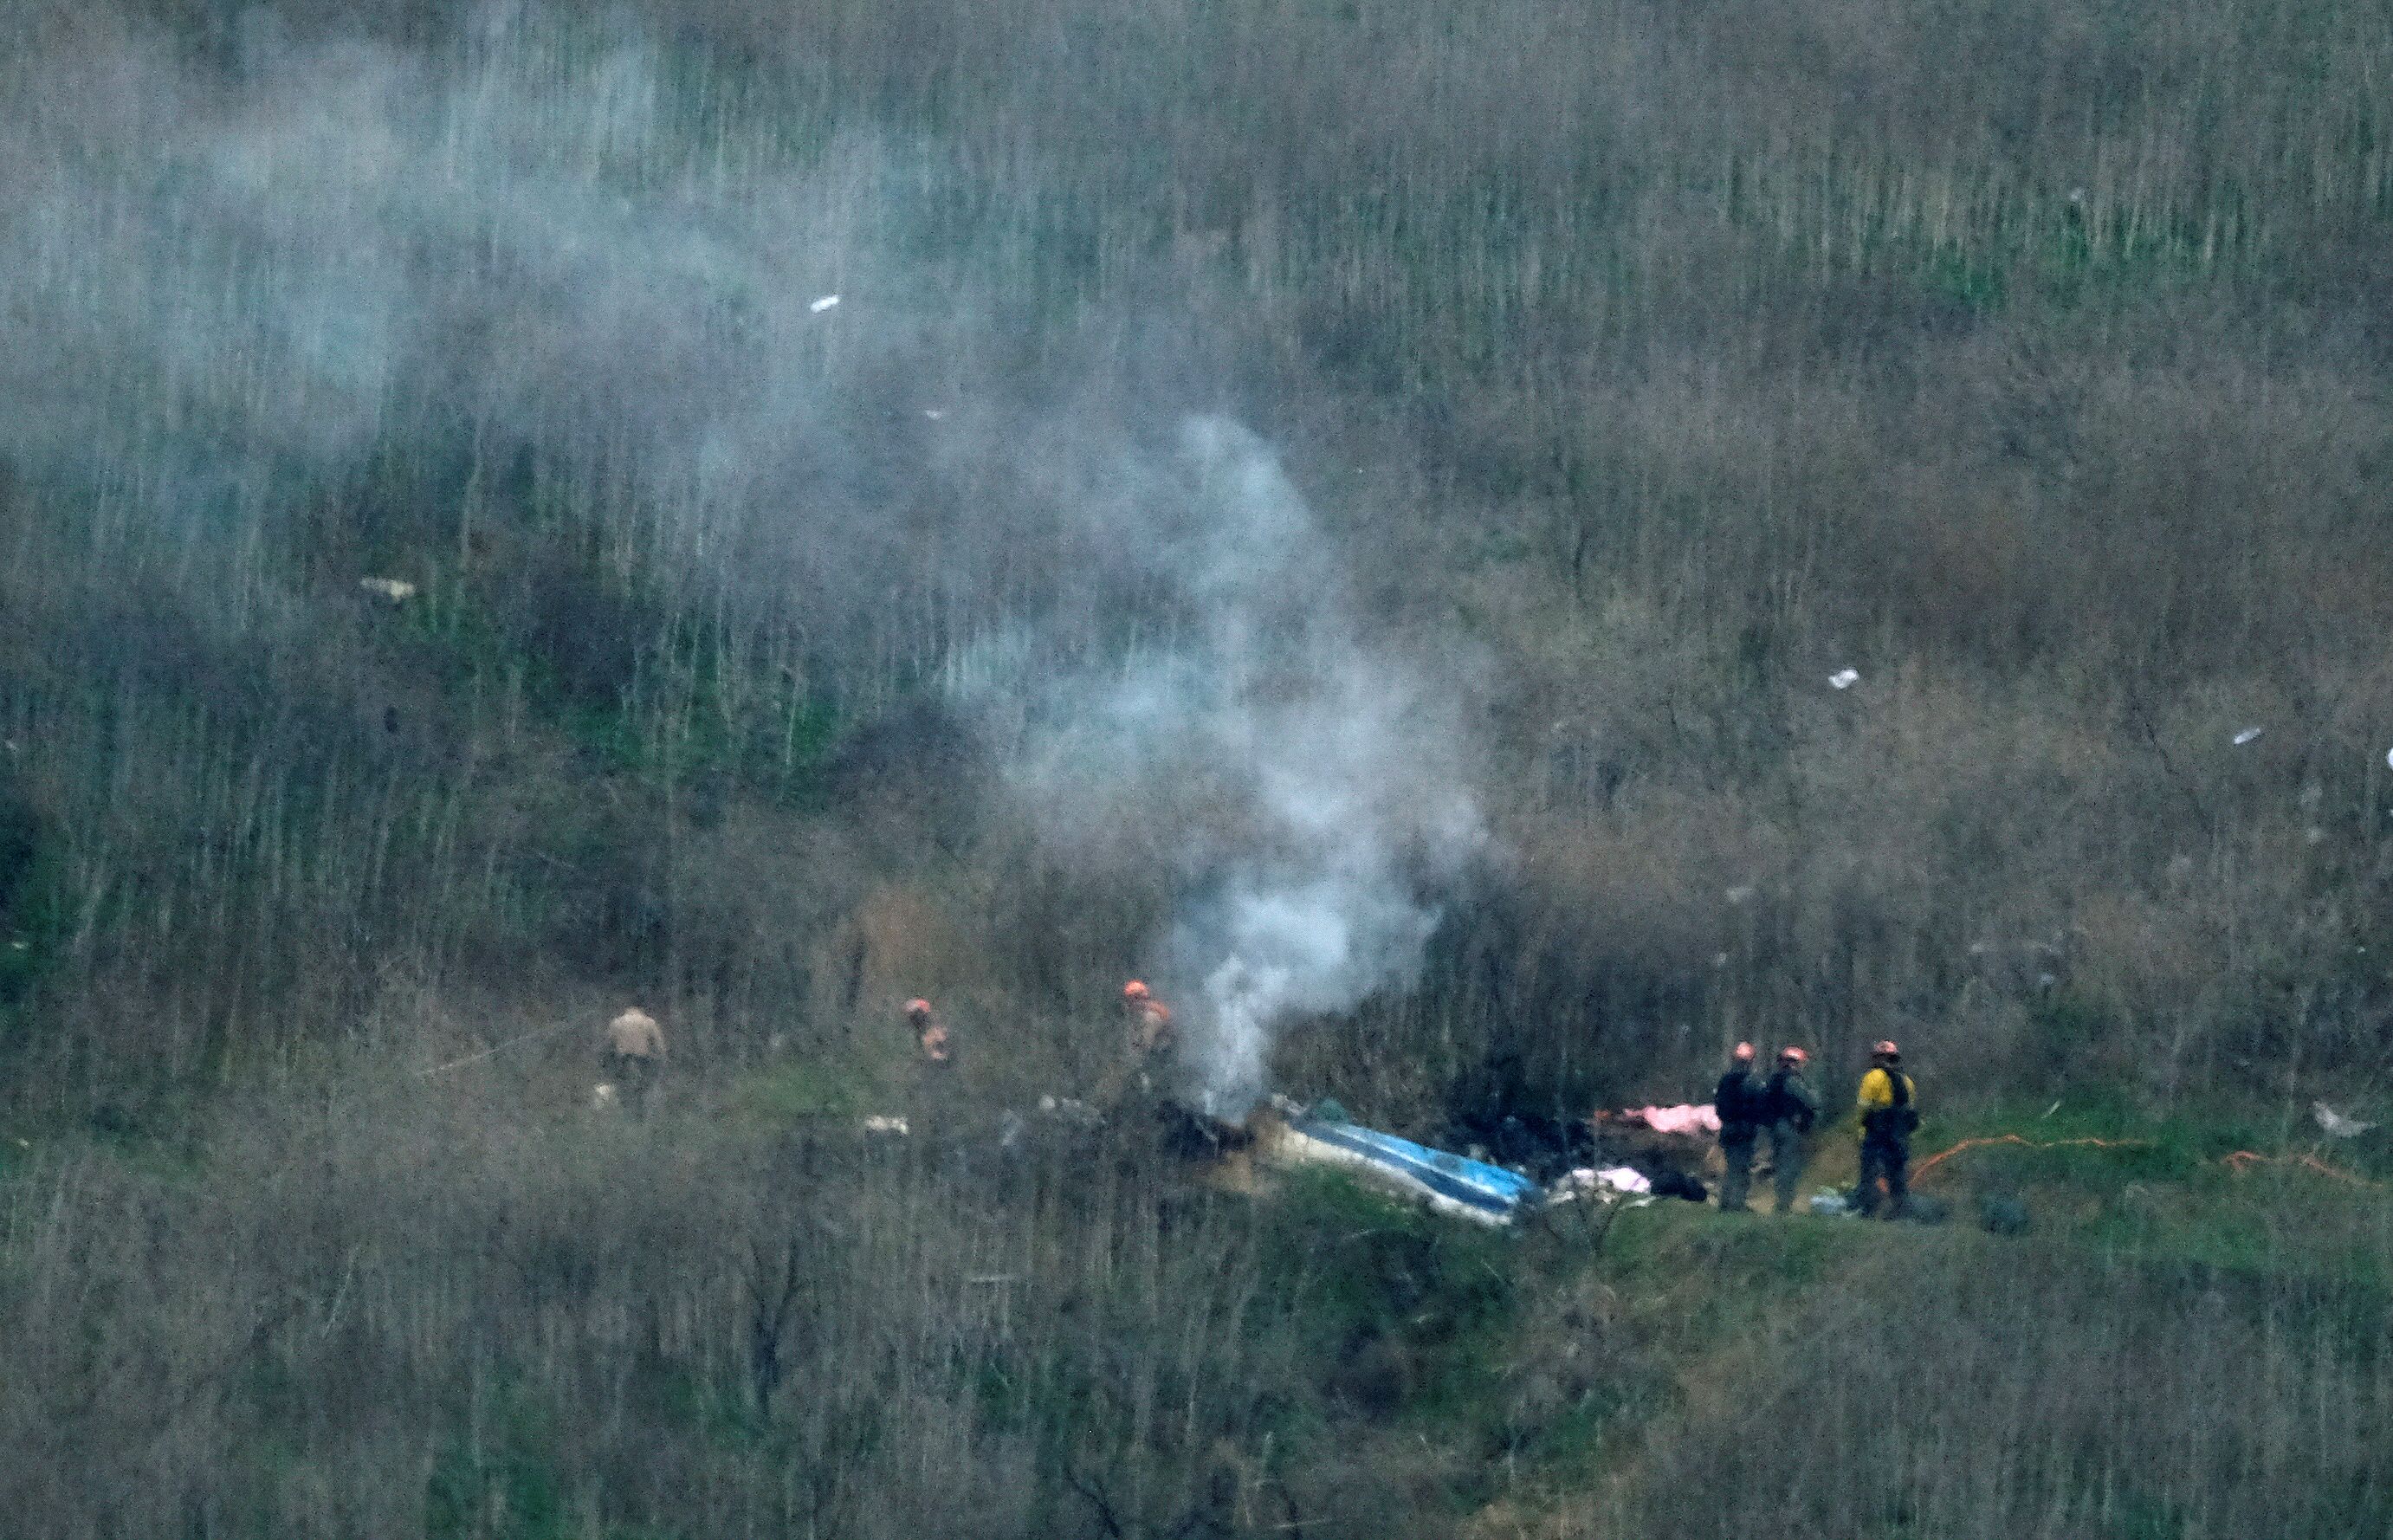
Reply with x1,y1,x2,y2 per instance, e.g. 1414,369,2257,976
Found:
862,1114,910,1136
591,1083,617,1110
1035,1094,1096,1123
922,408,947,420
1549,1167,1657,1209
2233,727,2264,746
1828,669,1859,690
359,577,417,603
2312,1102,2376,1140
809,294,841,313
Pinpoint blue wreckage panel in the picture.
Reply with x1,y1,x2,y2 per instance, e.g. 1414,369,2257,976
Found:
1285,1116,1540,1224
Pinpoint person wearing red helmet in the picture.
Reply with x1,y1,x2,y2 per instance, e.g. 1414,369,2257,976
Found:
1714,1042,1764,1213
904,998,950,1064
1761,1046,1819,1213
1850,1040,1920,1218
1122,980,1174,1058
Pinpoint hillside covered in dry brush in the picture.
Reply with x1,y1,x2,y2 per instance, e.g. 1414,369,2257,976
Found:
0,0,2389,1535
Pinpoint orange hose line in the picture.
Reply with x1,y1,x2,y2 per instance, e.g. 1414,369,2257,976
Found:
1911,1135,2152,1183
1914,1136,2381,1189
2219,1149,2379,1187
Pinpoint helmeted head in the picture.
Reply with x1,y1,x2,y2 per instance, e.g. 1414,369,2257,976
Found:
1872,1039,1901,1063
1122,980,1150,1002
905,998,932,1020
1732,1041,1756,1064
1778,1045,1808,1068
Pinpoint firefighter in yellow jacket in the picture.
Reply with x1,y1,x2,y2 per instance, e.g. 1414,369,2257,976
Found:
1848,1039,1918,1218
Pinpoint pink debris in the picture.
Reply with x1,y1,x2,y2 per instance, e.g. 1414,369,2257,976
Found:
1627,1103,1722,1136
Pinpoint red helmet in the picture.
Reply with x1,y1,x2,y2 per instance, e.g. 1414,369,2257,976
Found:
904,998,932,1018
1778,1045,1808,1066
1732,1042,1756,1062
1122,980,1150,1000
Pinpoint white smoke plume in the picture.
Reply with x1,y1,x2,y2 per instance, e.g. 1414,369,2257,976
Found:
0,8,1484,1111
0,10,914,569
980,419,1483,1116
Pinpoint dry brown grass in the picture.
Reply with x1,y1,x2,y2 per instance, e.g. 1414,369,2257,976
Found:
0,1,2390,1524
0,0,2385,1111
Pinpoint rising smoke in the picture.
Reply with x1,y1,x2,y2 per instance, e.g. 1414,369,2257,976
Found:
0,6,1484,1105
975,420,1483,1116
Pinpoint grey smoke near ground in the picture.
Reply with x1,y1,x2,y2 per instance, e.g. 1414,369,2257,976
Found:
0,7,1485,1104
975,420,1484,1116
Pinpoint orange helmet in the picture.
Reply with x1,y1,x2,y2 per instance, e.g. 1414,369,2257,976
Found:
1872,1039,1900,1058
905,998,932,1018
1733,1042,1756,1062
1122,980,1150,1000
1778,1045,1808,1066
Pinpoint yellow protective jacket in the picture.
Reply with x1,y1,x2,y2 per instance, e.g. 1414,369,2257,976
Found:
1855,1068,1918,1142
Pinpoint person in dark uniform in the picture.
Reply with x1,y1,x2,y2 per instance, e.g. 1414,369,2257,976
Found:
1714,1042,1763,1213
1761,1045,1819,1213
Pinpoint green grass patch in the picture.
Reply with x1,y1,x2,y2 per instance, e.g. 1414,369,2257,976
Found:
722,1050,897,1126
0,799,72,1059
426,1383,570,1540
1891,1097,2388,1282
1246,1166,1527,1504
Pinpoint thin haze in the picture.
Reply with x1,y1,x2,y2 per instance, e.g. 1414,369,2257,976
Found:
0,7,1486,1101
0,10,893,567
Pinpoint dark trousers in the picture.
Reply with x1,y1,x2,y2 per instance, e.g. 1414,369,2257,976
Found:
1719,1132,1758,1212
1853,1138,1909,1217
603,1053,660,1114
1767,1121,1808,1213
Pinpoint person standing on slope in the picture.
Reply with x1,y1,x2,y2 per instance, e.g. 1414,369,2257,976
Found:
1122,980,1174,1058
1121,979,1181,1099
904,997,952,1064
1849,1040,1919,1219
1761,1045,1819,1214
1714,1042,1763,1213
602,1005,667,1114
